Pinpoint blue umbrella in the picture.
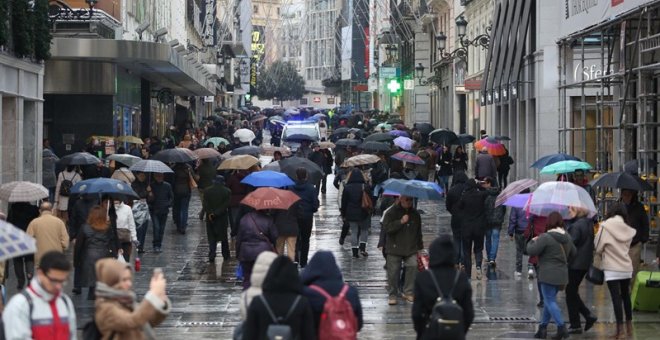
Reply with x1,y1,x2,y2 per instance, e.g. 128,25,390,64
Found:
381,179,444,200
0,220,37,261
530,153,581,169
241,170,295,188
71,178,139,199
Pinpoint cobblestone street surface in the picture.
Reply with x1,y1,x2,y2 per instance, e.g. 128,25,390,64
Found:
6,176,659,339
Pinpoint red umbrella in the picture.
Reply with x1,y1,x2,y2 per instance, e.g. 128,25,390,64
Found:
241,187,300,210
475,137,507,156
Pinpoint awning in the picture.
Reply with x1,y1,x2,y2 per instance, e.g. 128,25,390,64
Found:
481,0,533,105
50,38,215,96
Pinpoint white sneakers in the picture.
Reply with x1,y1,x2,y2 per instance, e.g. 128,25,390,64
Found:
527,268,535,279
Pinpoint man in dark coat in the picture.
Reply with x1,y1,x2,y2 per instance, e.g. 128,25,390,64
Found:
340,168,371,258
227,170,251,236
620,189,649,281
474,147,497,183
301,251,363,332
565,210,597,334
456,179,489,279
202,175,232,262
308,143,326,194
445,172,469,266
292,168,320,267
148,173,173,253
7,202,40,290
320,148,334,194
412,235,474,340
382,195,423,305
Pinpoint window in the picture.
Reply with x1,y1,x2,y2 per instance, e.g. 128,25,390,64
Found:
327,97,335,104
253,5,258,14
300,98,308,105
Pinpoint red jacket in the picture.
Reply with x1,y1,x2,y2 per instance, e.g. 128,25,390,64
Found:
524,215,548,265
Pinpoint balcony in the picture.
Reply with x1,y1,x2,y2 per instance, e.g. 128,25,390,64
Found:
50,8,121,39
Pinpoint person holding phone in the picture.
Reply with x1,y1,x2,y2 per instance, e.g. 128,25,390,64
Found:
95,259,171,339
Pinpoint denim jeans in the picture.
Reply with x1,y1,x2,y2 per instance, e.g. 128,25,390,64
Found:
485,228,500,261
172,194,191,231
48,187,56,203
438,175,450,194
151,212,168,248
540,283,564,327
349,218,370,249
136,219,150,252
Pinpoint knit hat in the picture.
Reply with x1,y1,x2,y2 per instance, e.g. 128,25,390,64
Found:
428,234,457,267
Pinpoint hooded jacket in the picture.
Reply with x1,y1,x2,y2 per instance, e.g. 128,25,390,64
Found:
236,211,278,262
240,251,278,319
341,169,370,222
292,181,319,218
300,251,363,332
382,203,423,257
595,215,636,273
566,216,594,271
412,236,474,340
445,172,468,216
507,207,530,235
244,256,316,340
526,228,577,286
455,180,489,234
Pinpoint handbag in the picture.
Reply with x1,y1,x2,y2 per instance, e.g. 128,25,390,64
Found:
361,184,373,212
522,222,535,256
586,225,605,285
117,228,132,243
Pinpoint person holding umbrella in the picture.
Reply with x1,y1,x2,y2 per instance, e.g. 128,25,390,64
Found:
292,168,320,267
620,189,649,282
149,173,173,253
202,175,232,262
171,162,195,234
475,147,497,185
341,168,371,259
436,145,453,195
452,145,468,174
455,179,490,280
131,172,153,254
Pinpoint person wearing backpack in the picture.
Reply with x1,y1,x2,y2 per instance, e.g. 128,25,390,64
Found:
55,165,81,223
412,235,474,340
244,256,316,340
301,251,363,338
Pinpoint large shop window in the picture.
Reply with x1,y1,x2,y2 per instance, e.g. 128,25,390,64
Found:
571,97,614,171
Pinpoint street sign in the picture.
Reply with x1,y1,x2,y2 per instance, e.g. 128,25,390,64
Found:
380,67,399,78
404,79,414,90
204,96,214,103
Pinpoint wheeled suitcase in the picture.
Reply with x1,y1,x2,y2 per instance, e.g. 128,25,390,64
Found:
631,271,660,312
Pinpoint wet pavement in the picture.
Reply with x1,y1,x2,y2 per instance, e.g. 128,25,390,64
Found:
5,175,660,339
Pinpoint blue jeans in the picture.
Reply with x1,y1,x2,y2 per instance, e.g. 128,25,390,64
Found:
136,219,150,251
540,283,564,327
151,212,168,248
485,228,500,261
438,175,450,193
172,194,191,231
48,187,56,203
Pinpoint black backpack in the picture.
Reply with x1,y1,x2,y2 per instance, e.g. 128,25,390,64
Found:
422,271,465,340
259,295,301,340
83,319,116,340
59,173,75,197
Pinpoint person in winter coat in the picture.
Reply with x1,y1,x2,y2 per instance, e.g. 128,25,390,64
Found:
446,171,469,266
474,147,497,184
564,207,597,334
243,256,316,340
412,235,474,340
171,163,194,234
526,212,577,339
482,177,505,266
595,202,636,339
620,189,649,282
452,145,468,173
526,214,548,307
507,190,532,276
75,205,119,300
54,165,82,223
114,200,138,262
94,258,170,340
42,146,59,203
455,179,489,279
239,251,278,319
320,148,334,194
148,173,173,253
436,145,453,194
202,175,232,262
236,210,278,289
308,143,326,194
131,172,153,254
26,202,69,266
7,202,40,290
341,168,371,258
496,148,513,188
227,170,252,236
196,158,218,212
382,195,423,305
301,251,363,333
274,201,300,261
292,168,320,267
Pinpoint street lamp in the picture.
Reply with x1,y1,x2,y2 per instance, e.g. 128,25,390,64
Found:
415,63,442,86
437,16,490,64
456,16,468,38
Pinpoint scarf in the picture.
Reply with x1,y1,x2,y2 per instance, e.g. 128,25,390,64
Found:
95,282,157,340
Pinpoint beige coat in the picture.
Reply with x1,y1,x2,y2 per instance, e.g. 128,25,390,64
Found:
26,211,69,265
96,292,169,340
595,215,636,272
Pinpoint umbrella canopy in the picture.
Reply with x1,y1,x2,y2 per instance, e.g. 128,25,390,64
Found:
107,154,142,167
391,151,425,165
393,136,415,151
530,153,581,169
116,136,143,144
318,141,335,150
269,116,286,126
375,123,392,131
218,155,260,170
129,160,173,173
194,148,222,160
414,122,434,134
331,127,351,135
313,113,327,119
387,118,404,124
495,178,538,207
58,152,101,166
152,148,198,163
263,160,280,172
0,220,37,262
231,146,261,156
205,115,226,124
589,172,654,191
341,154,381,168
525,181,597,218
204,137,230,147
493,135,511,141
382,179,443,200
71,178,139,199
241,170,295,188
280,156,324,183
335,139,362,147
429,128,458,145
260,146,292,157
389,130,410,138
364,132,395,143
454,133,476,145
359,141,390,152
0,181,49,202
540,160,592,175
250,114,267,123
284,134,317,142
503,193,532,208
623,159,658,175
234,128,256,143
474,137,507,156
240,187,301,210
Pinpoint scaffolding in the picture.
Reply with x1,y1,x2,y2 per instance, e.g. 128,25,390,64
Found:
557,1,660,240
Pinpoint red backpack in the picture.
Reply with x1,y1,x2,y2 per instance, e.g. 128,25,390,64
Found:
308,284,358,340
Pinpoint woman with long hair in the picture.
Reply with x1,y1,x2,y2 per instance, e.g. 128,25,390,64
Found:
75,205,117,300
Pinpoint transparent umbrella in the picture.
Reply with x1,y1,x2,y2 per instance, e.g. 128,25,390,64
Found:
525,181,597,218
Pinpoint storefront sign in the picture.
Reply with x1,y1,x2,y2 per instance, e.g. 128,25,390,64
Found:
379,67,399,78
560,0,652,37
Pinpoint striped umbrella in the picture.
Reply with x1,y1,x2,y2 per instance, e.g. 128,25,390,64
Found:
341,154,381,168
107,154,142,167
495,178,538,207
391,151,425,165
0,181,48,202
129,160,173,173
194,148,221,160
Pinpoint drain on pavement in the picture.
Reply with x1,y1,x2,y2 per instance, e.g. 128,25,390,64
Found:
177,321,223,327
488,316,535,323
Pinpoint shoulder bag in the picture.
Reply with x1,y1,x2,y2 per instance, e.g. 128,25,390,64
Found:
586,225,605,285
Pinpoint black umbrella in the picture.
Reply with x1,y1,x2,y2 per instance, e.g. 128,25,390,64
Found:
429,129,458,145
624,159,658,175
332,127,351,135
280,156,324,184
205,115,226,124
284,134,317,142
58,152,102,166
335,139,362,147
231,146,261,156
359,141,391,152
387,118,404,124
590,172,654,191
364,132,395,142
152,148,198,163
494,135,511,141
414,122,434,134
453,133,476,145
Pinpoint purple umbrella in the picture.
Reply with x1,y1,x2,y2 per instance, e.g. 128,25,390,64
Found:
393,136,414,151
503,193,532,209
391,151,425,165
389,130,410,138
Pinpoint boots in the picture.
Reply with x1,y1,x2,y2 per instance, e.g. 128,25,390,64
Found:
584,315,598,332
352,248,359,258
625,320,633,337
533,325,547,339
552,325,570,339
609,323,624,339
359,243,368,257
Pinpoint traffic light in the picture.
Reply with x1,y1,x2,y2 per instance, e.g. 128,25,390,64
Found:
387,79,402,95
